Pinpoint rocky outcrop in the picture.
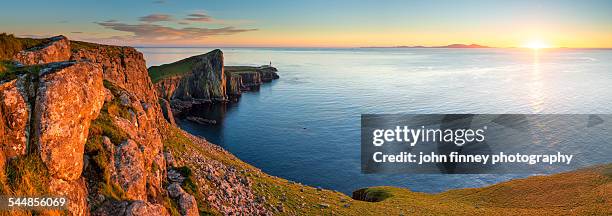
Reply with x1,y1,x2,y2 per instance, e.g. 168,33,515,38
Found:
125,201,169,216
48,177,89,215
1,35,176,216
13,35,71,65
71,44,159,106
93,200,169,216
107,88,167,201
225,65,278,90
0,77,29,159
35,61,105,181
256,66,280,82
162,49,226,102
152,51,279,116
113,139,146,200
167,183,199,216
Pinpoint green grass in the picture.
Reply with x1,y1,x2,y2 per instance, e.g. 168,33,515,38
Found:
174,166,199,196
84,81,134,203
0,60,43,82
88,111,129,145
86,115,129,202
0,33,47,60
148,57,197,83
162,196,182,216
224,66,259,73
352,187,393,202
161,122,612,215
2,154,50,196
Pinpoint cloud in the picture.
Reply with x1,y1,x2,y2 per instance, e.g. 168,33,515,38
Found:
18,34,54,39
95,21,257,42
71,31,84,34
152,0,165,3
139,14,173,23
184,12,213,22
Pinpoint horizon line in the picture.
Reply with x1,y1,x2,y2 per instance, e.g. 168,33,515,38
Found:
133,45,612,49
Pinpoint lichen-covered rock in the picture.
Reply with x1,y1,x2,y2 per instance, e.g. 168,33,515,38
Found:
164,150,176,168
147,150,166,200
167,183,199,216
48,177,89,216
71,45,158,105
13,35,71,65
112,139,146,201
126,93,166,199
0,77,29,159
35,61,105,181
125,201,169,216
93,200,168,216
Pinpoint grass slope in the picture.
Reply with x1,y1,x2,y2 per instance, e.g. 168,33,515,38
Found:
162,126,611,215
148,56,198,83
147,54,265,84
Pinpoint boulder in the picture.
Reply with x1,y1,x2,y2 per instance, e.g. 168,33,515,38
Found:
167,183,199,216
164,150,177,168
13,35,71,65
125,201,169,216
0,77,29,159
48,177,89,216
112,139,146,201
35,61,105,181
92,200,168,216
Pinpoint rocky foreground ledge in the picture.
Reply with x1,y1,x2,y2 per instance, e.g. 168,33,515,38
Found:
1,35,610,216
0,35,268,215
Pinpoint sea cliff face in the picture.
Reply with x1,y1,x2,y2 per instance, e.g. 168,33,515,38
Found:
151,52,279,119
151,49,227,103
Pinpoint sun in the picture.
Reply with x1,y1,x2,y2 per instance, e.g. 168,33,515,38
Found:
523,39,551,49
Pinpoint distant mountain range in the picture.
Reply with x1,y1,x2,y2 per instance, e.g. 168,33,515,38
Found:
363,44,492,48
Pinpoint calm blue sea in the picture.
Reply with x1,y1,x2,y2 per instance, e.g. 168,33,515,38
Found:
139,47,612,194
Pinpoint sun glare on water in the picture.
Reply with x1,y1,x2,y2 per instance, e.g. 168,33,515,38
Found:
523,39,551,49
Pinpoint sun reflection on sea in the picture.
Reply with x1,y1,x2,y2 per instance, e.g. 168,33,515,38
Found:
528,49,545,113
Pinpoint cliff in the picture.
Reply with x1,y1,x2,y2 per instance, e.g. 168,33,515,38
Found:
224,65,280,95
149,49,227,103
149,51,279,117
0,36,195,215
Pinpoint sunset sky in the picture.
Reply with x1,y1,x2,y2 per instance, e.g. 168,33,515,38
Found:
1,0,611,48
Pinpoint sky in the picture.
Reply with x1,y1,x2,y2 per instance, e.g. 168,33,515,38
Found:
1,0,611,48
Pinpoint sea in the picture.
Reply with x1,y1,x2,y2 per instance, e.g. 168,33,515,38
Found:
138,47,612,194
